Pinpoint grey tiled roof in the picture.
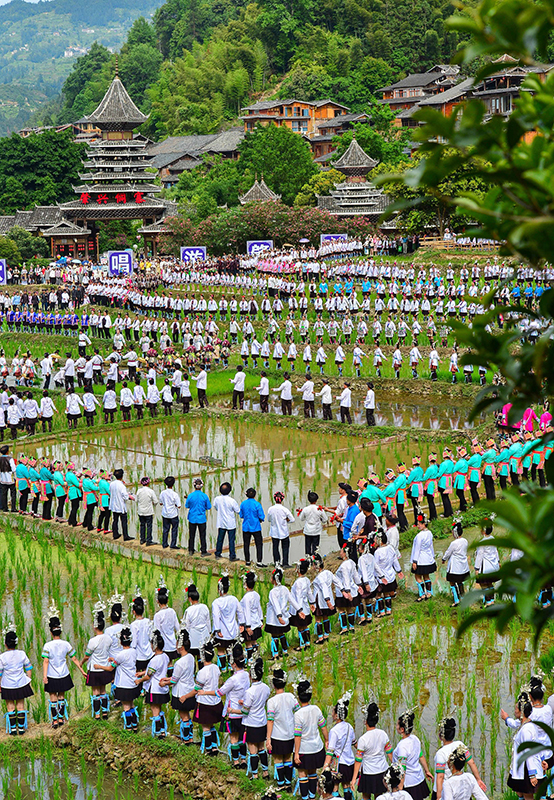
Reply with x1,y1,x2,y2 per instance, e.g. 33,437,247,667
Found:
380,73,445,92
239,179,281,204
0,216,15,234
332,138,378,171
417,77,474,106
87,77,148,126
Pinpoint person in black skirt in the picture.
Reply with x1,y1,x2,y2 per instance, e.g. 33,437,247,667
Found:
136,630,170,738
203,641,249,767
194,638,223,755
42,603,85,729
293,678,329,800
410,512,437,601
95,627,140,731
161,629,197,743
324,691,356,800
0,624,34,735
81,601,113,721
242,656,271,779
441,519,471,607
266,667,299,791
351,701,393,799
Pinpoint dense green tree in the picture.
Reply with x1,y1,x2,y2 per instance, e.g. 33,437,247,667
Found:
237,123,317,205
0,131,85,213
294,168,345,207
332,107,412,167
174,155,247,218
0,236,21,264
119,43,163,107
6,226,49,260
58,42,111,123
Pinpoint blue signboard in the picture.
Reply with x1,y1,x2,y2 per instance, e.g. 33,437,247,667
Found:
320,233,348,245
0,259,6,286
107,250,134,277
247,240,273,255
180,246,207,262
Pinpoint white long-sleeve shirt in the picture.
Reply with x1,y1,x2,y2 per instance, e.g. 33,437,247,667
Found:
212,594,245,641
373,544,402,584
108,479,130,514
410,528,435,567
298,504,327,536
267,503,294,540
240,591,264,629
266,584,300,627
474,536,500,574
443,773,489,800
337,388,351,408
274,380,292,400
442,537,469,575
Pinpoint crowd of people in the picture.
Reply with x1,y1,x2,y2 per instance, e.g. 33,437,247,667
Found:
2,578,552,800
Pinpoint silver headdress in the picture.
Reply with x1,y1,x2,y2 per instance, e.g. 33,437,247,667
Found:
2,621,17,643
108,589,127,623
272,564,283,585
249,647,262,680
438,714,456,739
92,597,106,628
399,706,417,732
318,769,342,790
292,673,310,693
177,629,189,649
199,633,217,663
336,690,352,721
44,599,61,625
383,764,405,791
447,742,469,768
156,575,168,596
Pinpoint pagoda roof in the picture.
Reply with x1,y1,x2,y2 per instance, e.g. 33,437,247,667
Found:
78,171,155,181
74,183,161,193
42,219,91,237
332,137,378,174
86,76,148,128
61,197,167,221
239,178,281,204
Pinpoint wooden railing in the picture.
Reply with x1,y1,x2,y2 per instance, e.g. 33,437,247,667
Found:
419,236,499,252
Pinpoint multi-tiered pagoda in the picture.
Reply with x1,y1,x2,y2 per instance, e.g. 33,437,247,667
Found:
316,137,391,219
45,72,170,259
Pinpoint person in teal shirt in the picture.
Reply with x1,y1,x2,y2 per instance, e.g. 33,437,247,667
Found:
65,462,82,527
423,453,439,521
383,470,397,516
467,440,482,505
52,460,67,522
27,457,42,517
481,439,498,500
453,446,469,512
16,456,30,514
521,431,536,481
437,448,454,517
81,469,100,531
496,441,511,491
359,476,384,520
39,458,54,521
407,456,424,522
97,469,111,533
393,463,409,532
507,432,523,487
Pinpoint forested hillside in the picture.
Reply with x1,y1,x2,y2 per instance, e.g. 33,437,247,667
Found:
31,0,468,138
0,0,164,136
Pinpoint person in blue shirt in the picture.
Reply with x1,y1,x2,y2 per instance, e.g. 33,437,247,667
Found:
239,487,265,567
185,477,211,556
341,493,359,544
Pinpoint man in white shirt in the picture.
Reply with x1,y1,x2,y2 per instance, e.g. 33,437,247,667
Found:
255,371,270,413
364,381,376,426
273,372,293,416
64,353,75,392
109,468,134,541
230,366,246,410
159,475,182,550
41,352,53,390
213,481,240,561
316,379,333,420
191,368,208,407
297,374,315,418
336,382,352,424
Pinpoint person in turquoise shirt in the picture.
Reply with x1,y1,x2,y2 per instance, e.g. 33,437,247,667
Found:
16,456,30,514
481,439,498,500
52,460,67,522
423,453,439,521
358,476,384,519
65,462,82,528
81,468,100,531
383,470,397,516
27,457,42,518
407,455,424,522
467,440,482,505
437,448,454,518
453,446,469,512
39,458,54,521
507,432,523,487
496,441,511,491
393,463,409,532
521,431,536,481
97,469,112,533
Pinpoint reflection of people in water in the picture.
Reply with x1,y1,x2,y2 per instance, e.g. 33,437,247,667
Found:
429,407,440,430
410,407,423,429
